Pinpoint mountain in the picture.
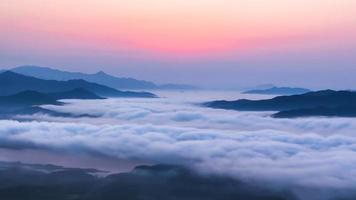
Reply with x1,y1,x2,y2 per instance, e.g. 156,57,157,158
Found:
240,84,276,91
206,90,356,111
243,87,310,95
48,88,105,100
205,90,356,118
0,89,103,119
0,162,295,200
273,105,356,118
10,65,197,90
0,106,98,120
0,90,61,112
11,65,156,89
0,71,156,98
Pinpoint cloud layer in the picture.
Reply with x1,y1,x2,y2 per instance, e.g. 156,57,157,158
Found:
2,91,356,199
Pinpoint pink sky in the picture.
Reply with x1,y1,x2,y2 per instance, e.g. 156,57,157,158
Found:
1,0,356,56
0,0,356,88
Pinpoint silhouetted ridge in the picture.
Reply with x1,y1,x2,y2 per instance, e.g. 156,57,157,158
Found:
48,88,105,100
10,65,197,90
0,88,105,118
243,86,311,95
273,105,356,118
205,90,356,118
0,162,297,200
0,71,156,98
0,90,60,113
0,90,59,106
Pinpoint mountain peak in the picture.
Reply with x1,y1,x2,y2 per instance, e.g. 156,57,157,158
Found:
0,70,24,77
95,71,108,76
1,70,16,75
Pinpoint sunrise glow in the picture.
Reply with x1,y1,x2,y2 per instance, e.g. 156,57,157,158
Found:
1,0,356,57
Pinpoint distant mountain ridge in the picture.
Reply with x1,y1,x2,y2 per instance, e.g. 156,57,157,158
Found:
205,90,356,118
0,162,294,200
240,84,276,91
0,88,103,111
0,90,61,112
9,65,197,90
0,89,103,118
243,86,310,95
273,105,356,118
48,88,105,100
0,71,156,98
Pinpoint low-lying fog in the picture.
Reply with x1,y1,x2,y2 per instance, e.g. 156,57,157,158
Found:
1,90,356,200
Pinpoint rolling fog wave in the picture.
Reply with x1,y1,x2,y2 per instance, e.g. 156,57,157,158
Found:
2,91,356,199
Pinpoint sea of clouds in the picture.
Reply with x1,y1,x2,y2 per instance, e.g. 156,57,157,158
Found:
1,91,356,199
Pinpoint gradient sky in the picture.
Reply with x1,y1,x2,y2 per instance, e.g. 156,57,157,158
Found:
0,0,355,89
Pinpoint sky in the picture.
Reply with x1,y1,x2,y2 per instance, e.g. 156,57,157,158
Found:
0,0,355,89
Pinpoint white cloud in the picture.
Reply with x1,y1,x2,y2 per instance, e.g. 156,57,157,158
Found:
1,121,356,189
2,91,356,199
39,96,356,136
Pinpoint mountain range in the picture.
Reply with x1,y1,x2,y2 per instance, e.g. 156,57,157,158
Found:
0,162,295,200
273,105,356,118
0,71,156,98
7,65,197,90
243,86,310,95
205,90,356,118
47,88,105,100
0,90,62,112
0,89,103,118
